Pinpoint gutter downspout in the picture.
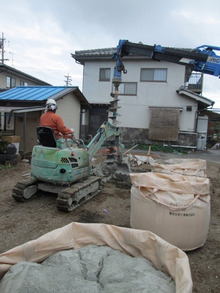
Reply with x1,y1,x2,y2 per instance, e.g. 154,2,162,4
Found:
195,110,198,133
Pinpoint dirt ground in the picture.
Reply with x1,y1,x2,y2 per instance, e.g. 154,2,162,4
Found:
0,148,219,292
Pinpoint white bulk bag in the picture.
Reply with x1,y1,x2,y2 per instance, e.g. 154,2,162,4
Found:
151,158,207,177
130,172,210,251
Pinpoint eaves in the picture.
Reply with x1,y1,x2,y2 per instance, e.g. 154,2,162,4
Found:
177,86,215,109
71,48,152,65
0,64,51,85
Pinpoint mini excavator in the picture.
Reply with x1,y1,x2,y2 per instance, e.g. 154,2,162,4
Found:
12,120,128,212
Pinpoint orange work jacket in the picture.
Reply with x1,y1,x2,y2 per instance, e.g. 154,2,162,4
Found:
40,111,72,139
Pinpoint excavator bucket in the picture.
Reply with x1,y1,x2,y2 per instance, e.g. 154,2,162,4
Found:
115,156,130,174
92,154,131,189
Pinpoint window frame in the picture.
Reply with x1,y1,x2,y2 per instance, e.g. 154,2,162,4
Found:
99,68,111,81
6,76,16,88
140,68,167,82
20,80,28,86
114,82,137,96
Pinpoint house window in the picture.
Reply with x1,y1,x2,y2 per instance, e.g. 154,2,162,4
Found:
20,80,28,86
99,68,111,81
117,82,137,95
6,76,16,88
186,106,192,111
140,68,167,82
115,82,137,96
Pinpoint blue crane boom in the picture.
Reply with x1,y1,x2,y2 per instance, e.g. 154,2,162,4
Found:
112,40,220,83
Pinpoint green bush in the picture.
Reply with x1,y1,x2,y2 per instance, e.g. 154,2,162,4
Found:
0,140,8,154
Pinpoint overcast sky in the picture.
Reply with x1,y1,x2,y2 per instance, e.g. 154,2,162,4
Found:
1,0,220,107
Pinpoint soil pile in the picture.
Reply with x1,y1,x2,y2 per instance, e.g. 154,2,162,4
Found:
0,245,175,293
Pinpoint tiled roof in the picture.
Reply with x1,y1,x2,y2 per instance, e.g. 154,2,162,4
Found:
74,47,116,57
72,48,116,65
72,45,197,65
0,86,78,101
73,46,195,58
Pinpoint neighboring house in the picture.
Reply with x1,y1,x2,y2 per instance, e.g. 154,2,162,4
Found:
0,86,90,153
0,64,51,92
204,109,220,142
72,47,215,148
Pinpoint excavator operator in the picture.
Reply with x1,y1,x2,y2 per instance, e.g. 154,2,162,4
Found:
40,98,74,140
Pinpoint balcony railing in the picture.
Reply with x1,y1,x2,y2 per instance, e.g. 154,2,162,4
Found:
184,73,203,93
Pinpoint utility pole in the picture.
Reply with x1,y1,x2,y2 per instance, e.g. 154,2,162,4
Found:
64,73,72,86
0,33,8,64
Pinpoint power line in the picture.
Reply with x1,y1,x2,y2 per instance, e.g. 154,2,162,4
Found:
9,52,15,67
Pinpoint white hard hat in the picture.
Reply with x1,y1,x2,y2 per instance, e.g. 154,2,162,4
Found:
46,98,57,105
46,98,57,111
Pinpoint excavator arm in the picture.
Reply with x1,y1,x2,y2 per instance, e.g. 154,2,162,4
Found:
86,121,123,161
113,40,220,82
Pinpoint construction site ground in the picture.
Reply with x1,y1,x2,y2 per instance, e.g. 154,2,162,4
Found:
0,148,219,292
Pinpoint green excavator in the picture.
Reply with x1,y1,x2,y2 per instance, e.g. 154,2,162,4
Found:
12,120,129,212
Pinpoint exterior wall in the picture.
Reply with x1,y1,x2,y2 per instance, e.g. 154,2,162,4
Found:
55,93,81,138
82,59,197,133
0,69,48,91
82,60,112,103
178,99,197,132
0,74,6,88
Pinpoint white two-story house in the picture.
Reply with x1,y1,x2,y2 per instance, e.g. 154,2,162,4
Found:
72,46,214,148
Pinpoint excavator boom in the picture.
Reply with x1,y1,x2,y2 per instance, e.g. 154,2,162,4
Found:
113,40,220,82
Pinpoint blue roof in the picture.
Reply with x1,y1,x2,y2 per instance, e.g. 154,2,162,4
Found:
0,86,78,101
